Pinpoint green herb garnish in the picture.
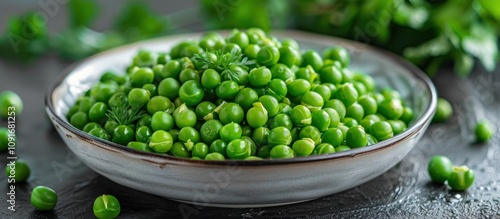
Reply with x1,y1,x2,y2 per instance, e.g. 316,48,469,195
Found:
106,97,146,126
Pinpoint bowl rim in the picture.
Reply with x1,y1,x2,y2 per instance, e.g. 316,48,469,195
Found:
45,30,437,167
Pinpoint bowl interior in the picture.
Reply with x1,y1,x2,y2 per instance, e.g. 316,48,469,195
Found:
50,30,435,161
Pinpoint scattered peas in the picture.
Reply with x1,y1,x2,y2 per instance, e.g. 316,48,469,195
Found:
93,194,121,219
475,120,493,142
30,186,57,211
433,97,453,122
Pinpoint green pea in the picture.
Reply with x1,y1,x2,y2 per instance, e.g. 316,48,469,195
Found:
334,83,358,107
160,60,182,79
293,138,316,156
287,79,311,97
346,126,367,148
83,122,101,133
299,126,322,145
179,80,204,107
379,98,404,120
270,64,294,83
279,45,301,67
89,128,110,141
353,72,375,92
301,91,324,112
179,68,200,84
135,126,152,143
235,88,259,112
324,99,346,119
171,142,190,158
295,66,317,84
252,127,270,146
216,80,239,99
249,66,272,87
179,127,200,151
312,84,332,102
5,159,30,183
369,121,393,141
246,28,266,43
90,83,119,103
319,65,343,85
78,97,94,114
358,95,378,115
342,117,358,128
93,194,120,219
168,129,180,142
264,79,287,102
220,122,242,142
270,113,293,131
104,120,118,135
227,30,249,48
66,105,80,120
175,105,197,128
147,96,174,115
366,134,378,145
346,103,364,122
257,145,271,158
335,145,351,152
433,98,453,122
321,128,344,147
381,88,402,100
130,67,154,87
209,139,228,157
311,110,331,132
300,50,324,71
127,141,154,153
269,145,294,159
475,120,494,142
195,101,217,120
128,88,150,109
158,78,181,100
133,50,155,67
87,102,107,122
107,92,127,108
323,47,350,67
30,186,57,211
142,84,158,97
246,102,268,128
400,106,414,125
353,82,367,96
149,130,173,153
112,125,134,145
0,128,10,152
279,103,293,115
258,95,280,118
290,105,312,127
205,152,225,160
226,139,251,160
257,45,280,66
137,115,152,127
387,120,407,135
151,111,174,131
448,166,475,191
341,68,354,83
323,108,340,128
192,142,209,159
268,127,292,147
244,44,261,59
219,102,244,125
359,118,375,131
221,65,248,85
201,69,221,90
313,143,335,155
427,155,453,183
70,112,88,130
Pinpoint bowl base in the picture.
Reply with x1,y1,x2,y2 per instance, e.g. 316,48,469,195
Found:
170,197,315,208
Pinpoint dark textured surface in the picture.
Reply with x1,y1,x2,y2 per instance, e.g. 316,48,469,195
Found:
1,1,500,219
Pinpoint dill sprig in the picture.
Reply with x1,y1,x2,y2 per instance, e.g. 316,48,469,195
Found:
106,96,146,125
192,48,255,73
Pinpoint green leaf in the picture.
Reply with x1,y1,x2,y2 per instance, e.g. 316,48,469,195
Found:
68,0,99,27
479,0,500,20
461,25,498,72
403,34,451,59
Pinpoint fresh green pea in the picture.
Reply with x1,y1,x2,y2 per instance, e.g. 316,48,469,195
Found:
358,95,378,115
137,115,152,127
244,44,261,59
427,155,453,183
201,69,221,89
175,105,197,128
319,65,343,85
235,88,259,111
346,126,367,148
227,30,249,48
381,88,401,100
246,102,268,128
257,145,271,158
300,50,324,71
293,138,316,156
369,121,393,141
248,66,272,87
241,126,253,137
78,97,94,114
323,108,340,128
0,128,11,152
448,166,475,191
270,64,294,83
179,127,200,151
127,141,154,153
222,43,242,54
112,125,134,145
258,95,280,118
312,84,332,102
475,120,494,142
346,103,364,122
268,127,292,147
171,142,190,158
323,47,350,67
301,91,324,111
221,65,248,85
90,83,119,103
168,129,179,142
287,79,311,97
313,143,335,155
93,194,120,219
88,102,107,122
279,45,301,67
311,110,331,132
252,127,270,146
321,128,344,147
89,128,110,141
83,122,101,133
342,117,358,128
149,130,173,153
359,118,375,131
241,136,257,155
151,111,174,131
279,103,292,115
400,106,414,125
433,98,453,122
30,186,57,211
387,120,407,135
158,78,181,100
353,82,367,96
334,83,358,107
130,67,154,88
246,28,266,44
299,126,321,145
179,80,205,107
226,139,251,160
366,134,378,145
179,68,200,84
209,139,228,157
142,84,157,97
324,99,346,119
104,120,118,136
107,92,127,109
341,68,354,83
195,101,217,120
220,122,242,142
205,152,225,160
269,145,294,159
5,159,30,183
257,45,280,66
219,102,244,125
66,105,80,120
147,96,174,115
192,142,209,159
161,60,182,79
135,126,152,143
128,88,150,108
270,113,293,131
216,80,239,99
290,105,312,127
378,98,404,120
295,66,317,84
70,112,89,130
353,72,375,92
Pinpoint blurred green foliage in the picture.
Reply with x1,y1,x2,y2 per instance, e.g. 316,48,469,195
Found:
202,0,500,76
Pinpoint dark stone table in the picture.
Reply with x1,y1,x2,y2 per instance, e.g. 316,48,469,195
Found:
1,1,500,219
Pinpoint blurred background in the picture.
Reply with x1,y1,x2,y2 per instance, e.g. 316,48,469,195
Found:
0,0,498,77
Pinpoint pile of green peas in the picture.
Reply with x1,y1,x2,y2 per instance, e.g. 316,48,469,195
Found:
66,28,415,160
428,155,475,191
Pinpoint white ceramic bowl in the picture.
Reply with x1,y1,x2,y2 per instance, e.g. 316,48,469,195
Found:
45,30,437,207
